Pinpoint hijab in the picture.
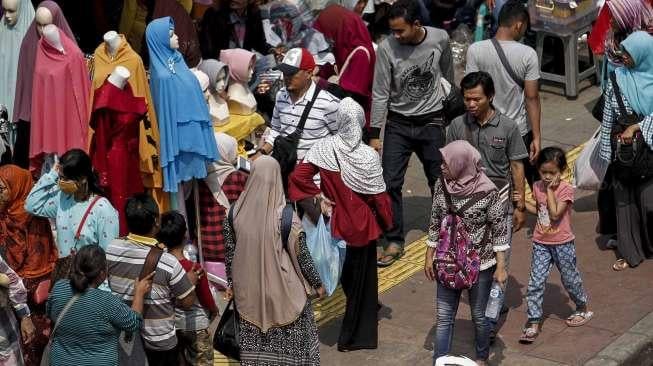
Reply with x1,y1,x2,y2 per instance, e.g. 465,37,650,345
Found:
219,49,254,84
605,0,653,65
198,59,230,93
305,98,385,195
13,0,75,122
439,140,496,197
205,132,238,209
266,0,322,49
146,17,219,192
0,0,34,120
152,0,202,67
616,31,653,116
231,156,308,332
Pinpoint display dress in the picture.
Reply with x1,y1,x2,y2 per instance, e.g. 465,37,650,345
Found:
12,0,75,169
0,0,34,124
90,80,147,235
145,16,219,192
29,27,90,166
92,35,167,210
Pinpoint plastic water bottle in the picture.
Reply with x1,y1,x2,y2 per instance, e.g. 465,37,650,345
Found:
485,282,504,320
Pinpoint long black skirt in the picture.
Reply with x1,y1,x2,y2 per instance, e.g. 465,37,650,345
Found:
614,176,653,266
338,242,378,350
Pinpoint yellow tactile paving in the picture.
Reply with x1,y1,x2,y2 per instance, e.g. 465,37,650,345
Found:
214,143,585,364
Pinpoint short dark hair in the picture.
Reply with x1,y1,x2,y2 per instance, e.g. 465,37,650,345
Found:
536,146,568,171
388,0,421,24
460,71,496,98
498,0,530,28
157,211,187,249
125,193,160,235
70,245,107,293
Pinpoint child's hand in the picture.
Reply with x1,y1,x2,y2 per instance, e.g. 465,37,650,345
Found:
547,174,561,190
512,191,522,203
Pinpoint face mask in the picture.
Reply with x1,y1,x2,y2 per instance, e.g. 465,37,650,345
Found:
59,180,78,195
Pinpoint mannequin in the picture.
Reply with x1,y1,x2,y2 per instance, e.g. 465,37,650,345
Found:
34,6,52,36
103,30,121,57
198,59,230,126
219,49,257,116
42,23,63,52
107,65,130,89
2,0,20,27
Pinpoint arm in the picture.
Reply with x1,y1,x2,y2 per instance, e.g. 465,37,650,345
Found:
510,160,526,232
425,181,445,281
487,191,510,282
1,257,35,343
546,181,573,222
295,232,323,289
106,294,144,333
370,44,392,140
169,258,197,311
288,162,321,202
465,44,480,74
195,265,218,314
94,201,120,250
260,91,283,154
524,79,542,162
24,169,60,219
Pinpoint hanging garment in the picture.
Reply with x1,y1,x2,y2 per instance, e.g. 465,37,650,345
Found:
152,0,202,67
92,34,166,209
0,0,34,121
118,0,148,53
89,80,147,235
146,16,219,192
29,27,90,162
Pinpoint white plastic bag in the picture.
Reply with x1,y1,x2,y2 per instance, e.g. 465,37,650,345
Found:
302,216,346,296
574,127,609,190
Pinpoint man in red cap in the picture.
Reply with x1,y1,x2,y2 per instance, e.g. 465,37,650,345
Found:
254,47,340,187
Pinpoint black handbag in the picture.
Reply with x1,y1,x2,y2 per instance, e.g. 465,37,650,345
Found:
213,299,241,361
591,94,605,122
270,87,321,188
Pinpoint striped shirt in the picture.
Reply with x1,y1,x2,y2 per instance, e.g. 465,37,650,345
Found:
266,81,340,161
106,236,195,351
599,79,653,161
46,280,142,366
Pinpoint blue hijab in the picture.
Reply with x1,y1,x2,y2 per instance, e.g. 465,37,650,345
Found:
616,31,653,116
146,17,219,192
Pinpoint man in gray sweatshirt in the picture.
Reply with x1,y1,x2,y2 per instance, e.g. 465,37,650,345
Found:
370,0,454,267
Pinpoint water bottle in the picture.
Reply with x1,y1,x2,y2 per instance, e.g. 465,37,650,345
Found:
485,282,504,320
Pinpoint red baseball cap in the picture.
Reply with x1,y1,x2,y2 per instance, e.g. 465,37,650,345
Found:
276,48,316,75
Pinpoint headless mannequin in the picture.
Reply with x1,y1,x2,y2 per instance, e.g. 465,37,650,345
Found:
208,69,229,126
103,30,121,58
34,6,52,36
107,66,130,89
42,23,64,52
2,0,20,27
227,63,256,116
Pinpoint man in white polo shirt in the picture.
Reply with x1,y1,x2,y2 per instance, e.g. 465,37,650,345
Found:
254,48,340,186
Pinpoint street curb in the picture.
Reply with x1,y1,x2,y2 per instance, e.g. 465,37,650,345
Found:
584,312,653,366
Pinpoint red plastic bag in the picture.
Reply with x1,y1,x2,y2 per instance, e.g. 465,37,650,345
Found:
588,5,612,55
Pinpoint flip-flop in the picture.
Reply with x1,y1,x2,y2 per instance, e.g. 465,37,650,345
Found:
377,247,404,268
519,323,540,344
565,311,594,327
612,259,629,271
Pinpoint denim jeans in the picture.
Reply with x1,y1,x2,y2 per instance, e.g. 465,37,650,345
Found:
434,267,495,362
382,117,445,247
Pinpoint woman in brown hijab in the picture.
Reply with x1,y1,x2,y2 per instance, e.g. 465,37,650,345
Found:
223,156,324,365
0,164,57,366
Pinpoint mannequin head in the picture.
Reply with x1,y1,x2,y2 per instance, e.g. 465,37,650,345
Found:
108,66,130,89
103,30,121,55
35,6,52,36
169,28,179,50
216,69,228,93
2,0,20,27
219,48,256,84
42,23,63,51
198,59,230,95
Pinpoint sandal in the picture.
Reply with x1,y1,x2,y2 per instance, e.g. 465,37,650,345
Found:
565,310,594,327
377,244,404,268
612,259,630,271
519,322,540,344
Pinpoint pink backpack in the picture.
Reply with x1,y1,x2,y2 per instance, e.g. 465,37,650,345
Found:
434,180,489,290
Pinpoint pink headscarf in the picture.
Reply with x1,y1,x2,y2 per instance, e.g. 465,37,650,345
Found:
440,140,496,197
219,49,255,83
12,0,76,122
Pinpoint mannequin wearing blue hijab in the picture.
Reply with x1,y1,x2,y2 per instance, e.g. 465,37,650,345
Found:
146,16,219,192
616,31,653,117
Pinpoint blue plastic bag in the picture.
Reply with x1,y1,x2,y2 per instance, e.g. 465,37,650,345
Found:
302,216,346,296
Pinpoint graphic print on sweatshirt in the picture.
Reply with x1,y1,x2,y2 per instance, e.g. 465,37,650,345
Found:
400,51,435,101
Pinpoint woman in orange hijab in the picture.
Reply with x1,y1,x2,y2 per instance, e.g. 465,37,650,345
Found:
0,164,57,366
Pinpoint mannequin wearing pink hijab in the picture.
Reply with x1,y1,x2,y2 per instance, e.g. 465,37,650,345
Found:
30,25,90,166
219,48,257,115
440,140,496,197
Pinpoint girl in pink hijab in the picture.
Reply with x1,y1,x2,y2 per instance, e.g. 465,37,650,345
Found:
425,140,508,366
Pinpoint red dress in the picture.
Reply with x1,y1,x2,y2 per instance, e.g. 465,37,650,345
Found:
288,162,393,247
89,80,147,235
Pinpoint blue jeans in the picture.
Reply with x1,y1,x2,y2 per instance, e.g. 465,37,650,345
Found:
434,267,495,362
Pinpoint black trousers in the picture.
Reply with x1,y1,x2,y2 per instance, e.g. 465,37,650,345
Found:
12,120,30,169
145,347,179,366
382,118,445,247
338,243,378,350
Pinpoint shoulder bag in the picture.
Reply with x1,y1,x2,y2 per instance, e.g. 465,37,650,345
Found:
40,294,81,366
491,38,525,89
271,87,321,183
327,46,371,85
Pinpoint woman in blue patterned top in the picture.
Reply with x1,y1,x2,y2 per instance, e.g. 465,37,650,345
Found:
46,245,154,366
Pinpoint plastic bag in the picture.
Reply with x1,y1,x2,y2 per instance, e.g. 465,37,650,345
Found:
302,216,346,296
574,127,608,190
